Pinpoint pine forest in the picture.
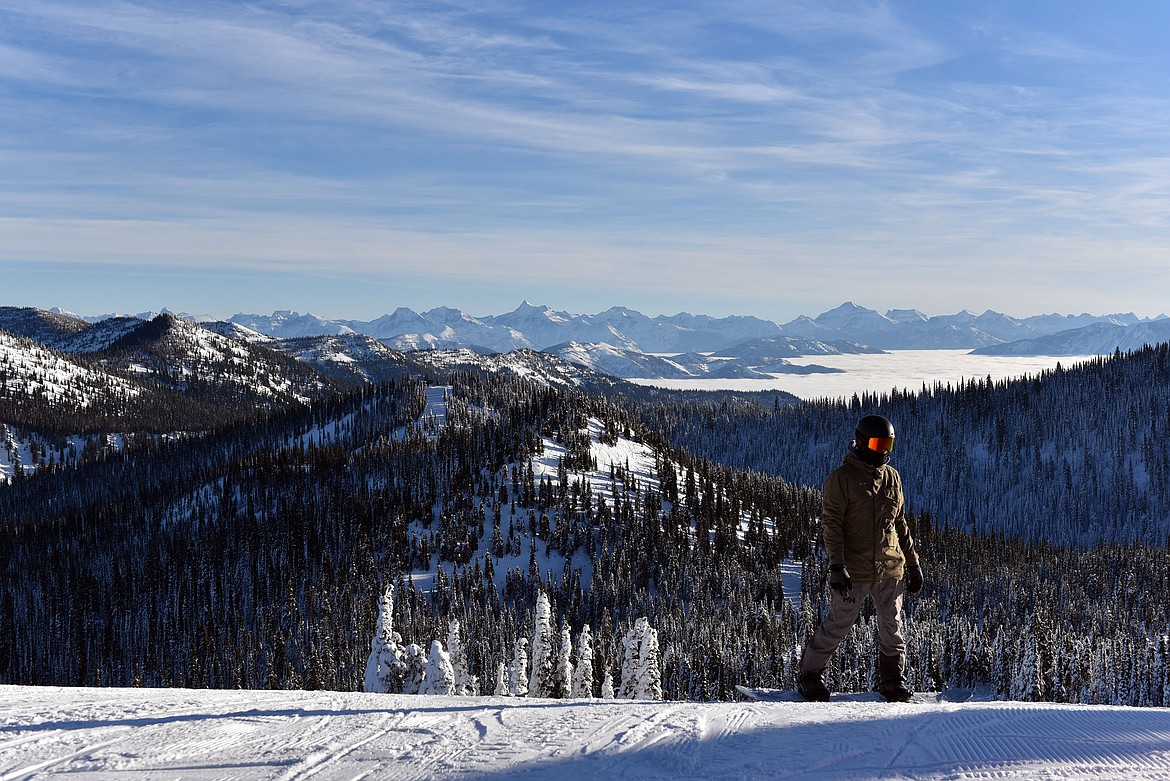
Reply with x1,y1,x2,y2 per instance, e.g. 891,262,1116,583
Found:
2,333,1170,707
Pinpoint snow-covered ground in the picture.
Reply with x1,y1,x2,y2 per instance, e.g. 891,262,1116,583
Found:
1,427,128,482
529,417,662,509
3,685,1169,780
390,385,451,443
409,413,659,597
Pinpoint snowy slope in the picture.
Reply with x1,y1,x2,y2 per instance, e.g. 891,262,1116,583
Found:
3,685,1169,780
269,334,409,387
1,425,129,481
98,314,335,404
409,348,622,391
54,317,148,353
531,417,663,510
0,332,142,408
0,306,89,346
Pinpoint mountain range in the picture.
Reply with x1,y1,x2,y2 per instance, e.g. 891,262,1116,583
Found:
63,300,1165,355
969,319,1170,356
2,307,807,448
24,303,879,382
7,301,1167,397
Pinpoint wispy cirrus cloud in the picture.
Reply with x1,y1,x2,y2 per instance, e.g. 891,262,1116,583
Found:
2,0,1169,320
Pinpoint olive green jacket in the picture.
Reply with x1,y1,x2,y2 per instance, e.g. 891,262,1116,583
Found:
822,452,919,583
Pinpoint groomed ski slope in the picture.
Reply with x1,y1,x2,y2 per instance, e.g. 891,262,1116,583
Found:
3,686,1169,780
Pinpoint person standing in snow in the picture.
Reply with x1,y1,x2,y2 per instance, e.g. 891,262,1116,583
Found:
797,414,923,703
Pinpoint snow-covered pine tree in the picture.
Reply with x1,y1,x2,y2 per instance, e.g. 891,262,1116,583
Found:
1014,634,1043,702
990,630,1011,699
529,591,555,697
363,586,406,693
1048,638,1065,703
419,640,455,695
571,624,595,698
619,620,641,699
446,618,472,696
402,643,427,695
493,661,508,696
1158,635,1170,709
553,620,572,698
617,617,663,700
600,669,615,699
632,617,662,700
508,637,529,697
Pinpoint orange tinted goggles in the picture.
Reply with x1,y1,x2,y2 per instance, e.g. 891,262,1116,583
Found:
866,437,895,453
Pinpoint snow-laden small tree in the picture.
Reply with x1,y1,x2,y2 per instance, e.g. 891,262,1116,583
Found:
508,637,529,697
620,617,662,700
493,661,508,696
553,620,573,698
529,592,555,697
990,630,1011,699
619,623,640,699
402,643,427,695
446,618,473,696
419,640,455,695
1013,634,1043,702
364,587,406,693
600,669,615,700
633,618,663,700
571,624,594,698
1157,635,1170,709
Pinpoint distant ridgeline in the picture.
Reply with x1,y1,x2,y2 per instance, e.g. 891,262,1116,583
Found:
1,321,1169,705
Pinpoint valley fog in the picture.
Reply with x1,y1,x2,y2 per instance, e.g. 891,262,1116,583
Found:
629,349,1099,401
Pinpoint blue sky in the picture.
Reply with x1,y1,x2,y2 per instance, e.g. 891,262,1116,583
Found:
2,0,1169,322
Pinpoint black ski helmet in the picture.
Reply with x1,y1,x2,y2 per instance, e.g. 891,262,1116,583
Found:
853,414,895,465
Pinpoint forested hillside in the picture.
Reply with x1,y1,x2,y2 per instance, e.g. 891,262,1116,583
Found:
637,344,1170,546
3,353,1169,706
0,373,811,697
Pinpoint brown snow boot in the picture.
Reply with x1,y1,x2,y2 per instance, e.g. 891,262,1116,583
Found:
877,654,912,703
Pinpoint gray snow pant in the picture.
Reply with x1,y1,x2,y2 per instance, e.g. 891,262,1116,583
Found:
801,578,906,673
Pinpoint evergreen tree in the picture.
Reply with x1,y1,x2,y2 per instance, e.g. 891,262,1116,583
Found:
446,618,472,696
493,662,508,696
402,644,426,695
572,624,595,699
1013,635,1044,702
600,669,615,700
508,638,529,697
363,587,405,693
633,617,663,700
419,640,455,695
619,625,638,700
529,592,555,697
553,620,573,699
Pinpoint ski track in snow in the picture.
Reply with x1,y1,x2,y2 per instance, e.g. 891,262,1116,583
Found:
3,686,1170,780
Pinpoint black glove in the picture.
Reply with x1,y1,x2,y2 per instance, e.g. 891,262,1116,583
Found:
904,564,923,594
828,564,853,597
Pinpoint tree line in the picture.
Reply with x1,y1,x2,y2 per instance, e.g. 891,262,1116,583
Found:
1,347,1168,705
634,344,1170,546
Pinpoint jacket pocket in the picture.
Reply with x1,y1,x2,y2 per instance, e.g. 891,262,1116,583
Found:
880,522,901,554
881,485,901,507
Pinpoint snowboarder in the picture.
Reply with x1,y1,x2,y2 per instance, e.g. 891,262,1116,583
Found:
797,414,924,703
